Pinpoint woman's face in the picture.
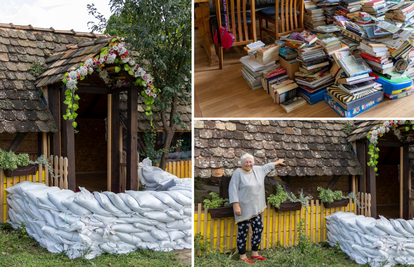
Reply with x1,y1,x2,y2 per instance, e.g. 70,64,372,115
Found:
242,157,254,172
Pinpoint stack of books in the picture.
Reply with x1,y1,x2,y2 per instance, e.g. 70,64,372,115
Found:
304,8,326,30
358,42,392,74
280,97,308,113
315,0,340,24
261,66,289,94
338,0,362,14
240,56,279,90
361,0,387,19
325,54,383,117
316,33,349,56
279,46,298,61
271,78,300,104
297,30,318,45
385,2,414,26
248,43,280,65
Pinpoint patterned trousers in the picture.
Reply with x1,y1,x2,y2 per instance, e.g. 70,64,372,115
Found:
236,214,264,255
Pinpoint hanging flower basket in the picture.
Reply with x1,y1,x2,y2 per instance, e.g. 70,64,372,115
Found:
3,164,37,177
208,206,234,219
274,200,302,212
323,199,349,208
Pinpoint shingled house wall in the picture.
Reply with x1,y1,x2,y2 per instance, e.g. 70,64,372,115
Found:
194,120,363,201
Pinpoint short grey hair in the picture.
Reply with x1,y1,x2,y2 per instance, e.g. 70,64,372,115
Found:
240,153,254,165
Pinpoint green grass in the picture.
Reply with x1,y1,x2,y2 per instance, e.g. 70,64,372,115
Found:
0,223,189,267
195,237,414,267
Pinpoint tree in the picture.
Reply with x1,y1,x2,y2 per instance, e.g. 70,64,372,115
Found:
88,0,191,170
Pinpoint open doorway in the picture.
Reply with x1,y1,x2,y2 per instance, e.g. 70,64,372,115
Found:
74,93,109,192
376,145,400,219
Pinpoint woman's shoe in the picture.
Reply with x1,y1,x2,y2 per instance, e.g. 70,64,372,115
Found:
250,255,266,261
240,258,255,264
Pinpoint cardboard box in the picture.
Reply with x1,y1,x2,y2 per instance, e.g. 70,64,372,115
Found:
279,57,301,80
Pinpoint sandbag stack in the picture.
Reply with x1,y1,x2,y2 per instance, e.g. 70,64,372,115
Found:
6,161,192,260
326,211,414,267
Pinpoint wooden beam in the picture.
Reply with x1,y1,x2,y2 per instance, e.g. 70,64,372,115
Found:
61,85,76,191
366,140,376,218
127,86,138,191
7,133,27,152
326,175,341,190
356,140,366,193
76,85,110,94
375,141,402,147
48,86,61,157
403,144,410,219
111,90,121,193
107,95,112,191
42,133,47,157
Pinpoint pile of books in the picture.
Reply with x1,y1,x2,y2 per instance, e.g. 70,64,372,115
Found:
315,0,340,24
325,54,383,117
304,7,326,30
316,33,349,56
338,0,362,15
240,56,278,90
358,42,392,74
385,2,414,26
361,0,387,19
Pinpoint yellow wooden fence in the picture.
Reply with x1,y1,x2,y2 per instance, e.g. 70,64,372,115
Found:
194,193,371,252
163,160,193,178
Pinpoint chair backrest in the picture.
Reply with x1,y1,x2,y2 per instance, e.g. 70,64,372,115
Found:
216,0,257,47
275,0,304,38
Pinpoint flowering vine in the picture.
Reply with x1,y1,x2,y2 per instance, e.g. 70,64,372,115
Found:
367,120,414,174
61,38,159,131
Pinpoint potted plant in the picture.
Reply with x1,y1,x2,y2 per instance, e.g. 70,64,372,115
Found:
268,185,312,212
0,149,55,178
317,187,362,209
203,192,233,219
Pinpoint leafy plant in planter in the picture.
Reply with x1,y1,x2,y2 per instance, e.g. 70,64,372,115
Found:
317,187,362,209
0,149,56,178
268,185,313,213
203,192,233,219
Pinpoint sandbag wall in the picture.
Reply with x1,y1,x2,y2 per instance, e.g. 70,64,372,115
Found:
326,211,414,267
6,181,192,259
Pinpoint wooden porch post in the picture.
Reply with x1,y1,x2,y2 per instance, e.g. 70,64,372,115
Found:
49,86,61,157
126,87,138,191
111,91,121,193
403,144,410,219
356,140,366,193
366,140,376,218
61,86,76,191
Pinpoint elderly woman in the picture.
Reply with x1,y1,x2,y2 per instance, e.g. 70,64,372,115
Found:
228,153,285,263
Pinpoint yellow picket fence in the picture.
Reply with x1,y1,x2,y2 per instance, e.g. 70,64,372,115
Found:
164,160,192,178
194,193,371,252
1,156,68,223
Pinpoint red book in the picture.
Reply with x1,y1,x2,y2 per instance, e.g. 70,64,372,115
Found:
265,67,287,79
364,0,385,6
360,52,388,64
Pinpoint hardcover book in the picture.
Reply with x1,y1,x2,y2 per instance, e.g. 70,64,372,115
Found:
337,55,372,77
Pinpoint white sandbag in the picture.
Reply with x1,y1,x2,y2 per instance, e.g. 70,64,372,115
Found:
151,192,184,211
115,232,142,245
366,224,388,237
155,222,170,231
139,157,178,184
137,241,160,250
134,232,158,242
94,192,125,216
143,211,176,223
150,229,169,241
133,223,156,232
183,207,192,217
111,224,144,233
157,241,175,251
92,214,118,224
163,191,192,206
118,193,150,213
62,194,92,216
126,191,170,211
167,230,187,241
165,209,188,220
397,219,414,235
176,238,192,249
38,209,58,228
116,216,158,225
24,186,61,210
24,201,44,221
355,217,376,235
166,219,192,230
74,188,113,216
6,181,47,196
390,219,413,236
375,216,403,237
48,190,75,212
103,192,134,213
100,242,136,254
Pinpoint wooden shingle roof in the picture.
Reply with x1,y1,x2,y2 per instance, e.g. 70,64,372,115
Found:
0,23,103,133
194,120,363,178
347,120,383,142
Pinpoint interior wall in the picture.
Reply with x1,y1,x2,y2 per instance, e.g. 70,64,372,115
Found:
376,165,399,205
74,118,107,172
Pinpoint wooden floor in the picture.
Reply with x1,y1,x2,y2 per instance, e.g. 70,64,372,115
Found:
194,29,414,118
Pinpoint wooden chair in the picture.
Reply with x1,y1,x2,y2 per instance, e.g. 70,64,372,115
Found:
215,0,257,69
256,0,304,41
